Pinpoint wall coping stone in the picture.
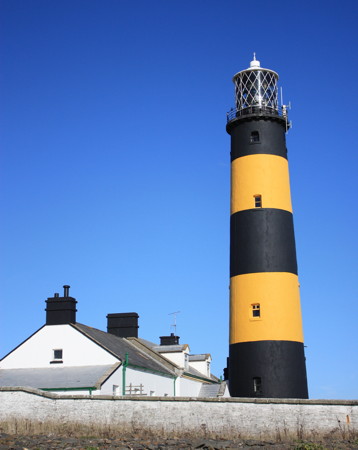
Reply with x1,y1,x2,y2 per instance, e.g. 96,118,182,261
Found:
1,386,357,406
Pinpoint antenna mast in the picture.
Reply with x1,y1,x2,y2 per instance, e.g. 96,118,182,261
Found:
168,311,180,335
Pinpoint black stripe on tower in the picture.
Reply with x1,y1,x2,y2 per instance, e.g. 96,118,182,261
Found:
229,341,308,398
229,119,287,161
230,208,298,277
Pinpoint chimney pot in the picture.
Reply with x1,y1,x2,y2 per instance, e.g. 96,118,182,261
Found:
63,285,70,297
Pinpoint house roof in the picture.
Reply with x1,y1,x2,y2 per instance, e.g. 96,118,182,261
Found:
189,354,211,362
0,322,218,387
182,365,219,383
0,364,119,390
72,323,175,377
131,339,215,383
127,338,181,372
151,344,189,353
128,339,215,383
198,381,227,397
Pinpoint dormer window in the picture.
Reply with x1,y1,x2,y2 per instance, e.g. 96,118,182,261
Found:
250,131,260,143
184,353,189,370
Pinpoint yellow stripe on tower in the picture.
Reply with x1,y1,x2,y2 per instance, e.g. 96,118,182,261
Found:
230,272,304,344
231,154,292,214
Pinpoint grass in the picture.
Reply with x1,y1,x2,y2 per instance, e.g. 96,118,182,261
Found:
294,443,325,450
0,417,357,445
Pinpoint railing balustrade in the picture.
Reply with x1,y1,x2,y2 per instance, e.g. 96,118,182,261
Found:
226,105,287,123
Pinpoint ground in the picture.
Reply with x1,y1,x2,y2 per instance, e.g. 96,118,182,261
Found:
0,433,358,449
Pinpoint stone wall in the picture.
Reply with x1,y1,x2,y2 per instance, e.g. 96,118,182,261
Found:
0,387,357,440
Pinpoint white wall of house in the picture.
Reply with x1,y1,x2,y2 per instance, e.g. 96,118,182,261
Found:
0,325,118,369
159,347,189,369
189,359,211,378
123,367,175,397
99,367,123,396
176,376,203,397
47,367,175,397
48,389,96,396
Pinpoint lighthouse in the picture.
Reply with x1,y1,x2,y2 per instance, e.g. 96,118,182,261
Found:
226,55,308,398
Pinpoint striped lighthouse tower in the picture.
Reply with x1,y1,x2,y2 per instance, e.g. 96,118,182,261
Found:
226,55,308,398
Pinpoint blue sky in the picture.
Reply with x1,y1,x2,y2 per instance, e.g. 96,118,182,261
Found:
1,0,357,399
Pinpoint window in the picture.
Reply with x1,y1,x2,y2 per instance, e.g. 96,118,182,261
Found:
53,349,63,360
254,195,262,208
50,348,63,364
252,304,260,318
250,131,260,143
113,385,119,395
253,377,262,394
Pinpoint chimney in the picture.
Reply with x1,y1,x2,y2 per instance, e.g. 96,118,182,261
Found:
45,285,77,325
107,312,139,338
160,333,180,346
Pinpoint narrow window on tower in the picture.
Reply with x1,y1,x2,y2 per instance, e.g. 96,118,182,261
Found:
254,195,262,208
250,131,260,143
253,377,262,395
252,303,260,318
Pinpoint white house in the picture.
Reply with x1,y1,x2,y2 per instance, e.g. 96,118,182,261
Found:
0,285,228,397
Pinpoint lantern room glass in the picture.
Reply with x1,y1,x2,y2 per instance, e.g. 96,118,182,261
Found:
234,69,278,112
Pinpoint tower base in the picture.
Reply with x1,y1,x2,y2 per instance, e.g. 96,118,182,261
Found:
229,340,308,398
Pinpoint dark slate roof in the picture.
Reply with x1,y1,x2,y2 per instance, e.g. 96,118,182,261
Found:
0,364,118,390
198,383,222,397
127,338,181,372
198,381,227,397
183,365,216,382
72,323,175,377
135,337,158,348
